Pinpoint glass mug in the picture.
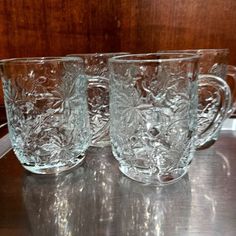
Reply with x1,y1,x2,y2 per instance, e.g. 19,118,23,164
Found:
109,53,231,185
68,53,128,147
0,57,91,174
159,49,236,148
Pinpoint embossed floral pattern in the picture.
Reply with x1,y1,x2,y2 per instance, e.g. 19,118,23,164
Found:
2,60,91,173
197,62,229,146
87,76,109,142
110,64,197,179
77,55,111,146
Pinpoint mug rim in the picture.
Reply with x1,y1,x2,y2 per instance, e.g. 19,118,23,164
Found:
0,56,83,64
109,52,200,63
67,52,129,58
158,48,229,54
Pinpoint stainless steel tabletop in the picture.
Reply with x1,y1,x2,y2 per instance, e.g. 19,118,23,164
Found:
0,131,236,236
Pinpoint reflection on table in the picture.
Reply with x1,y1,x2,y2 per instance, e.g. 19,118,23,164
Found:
0,131,236,236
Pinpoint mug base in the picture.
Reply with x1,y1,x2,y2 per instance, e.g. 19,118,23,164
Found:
119,164,189,186
21,155,86,175
196,138,217,150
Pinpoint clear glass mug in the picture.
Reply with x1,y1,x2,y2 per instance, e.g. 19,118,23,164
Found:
109,53,231,185
68,53,129,147
159,49,236,148
0,57,91,174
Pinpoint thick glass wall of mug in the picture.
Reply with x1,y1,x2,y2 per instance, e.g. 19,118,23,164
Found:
0,57,91,174
68,52,129,147
109,53,231,185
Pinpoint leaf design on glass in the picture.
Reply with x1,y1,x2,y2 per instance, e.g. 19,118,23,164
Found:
110,66,195,177
87,76,109,136
141,67,191,115
209,63,226,78
38,74,86,130
114,83,152,130
146,115,191,173
141,67,169,99
197,85,221,134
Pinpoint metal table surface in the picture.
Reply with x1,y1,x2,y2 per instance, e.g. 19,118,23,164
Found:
0,131,235,236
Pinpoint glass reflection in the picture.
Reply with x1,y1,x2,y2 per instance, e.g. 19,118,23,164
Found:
117,175,192,236
80,146,121,235
23,167,86,236
22,147,120,236
216,151,231,177
188,148,233,235
22,140,235,236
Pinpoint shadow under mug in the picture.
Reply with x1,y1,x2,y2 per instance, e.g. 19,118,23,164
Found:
108,53,231,185
68,52,129,147
0,57,91,174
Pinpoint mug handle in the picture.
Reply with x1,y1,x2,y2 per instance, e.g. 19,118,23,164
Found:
226,65,236,116
87,76,110,145
196,74,232,149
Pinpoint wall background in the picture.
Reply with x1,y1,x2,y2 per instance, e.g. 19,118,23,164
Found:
0,0,236,104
